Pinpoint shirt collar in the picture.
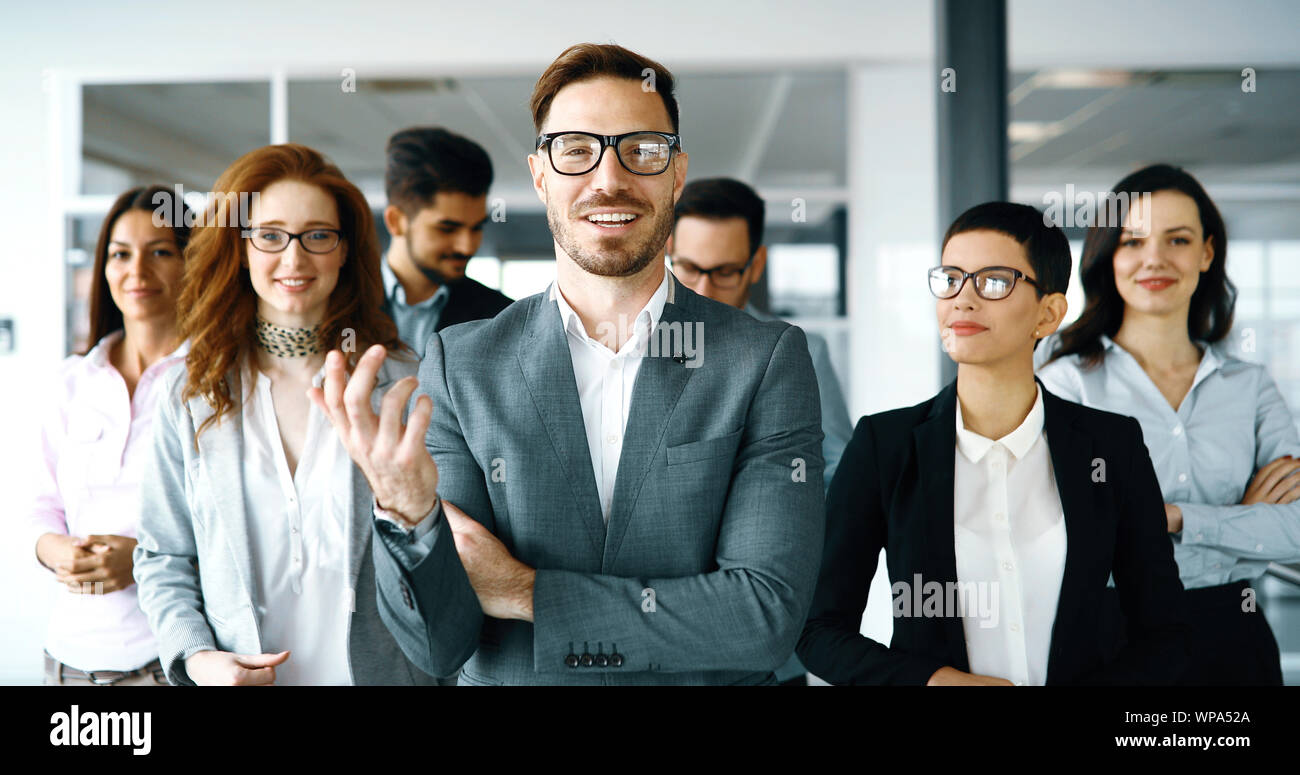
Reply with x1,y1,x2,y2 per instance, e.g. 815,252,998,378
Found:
381,253,403,299
86,329,189,371
1100,332,1226,385
382,253,450,309
550,270,671,350
955,383,1045,463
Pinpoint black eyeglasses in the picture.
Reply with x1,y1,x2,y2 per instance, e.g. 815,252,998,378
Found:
928,265,1041,300
537,131,682,176
245,227,343,254
671,256,755,289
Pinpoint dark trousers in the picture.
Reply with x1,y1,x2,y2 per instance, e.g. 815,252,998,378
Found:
1100,580,1284,686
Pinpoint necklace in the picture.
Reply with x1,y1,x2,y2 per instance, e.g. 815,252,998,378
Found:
255,316,322,357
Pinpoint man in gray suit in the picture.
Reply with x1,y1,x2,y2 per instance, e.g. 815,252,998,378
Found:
310,42,826,685
667,176,854,686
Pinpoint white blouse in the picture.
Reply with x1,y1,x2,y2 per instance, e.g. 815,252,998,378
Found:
240,358,354,685
953,386,1067,686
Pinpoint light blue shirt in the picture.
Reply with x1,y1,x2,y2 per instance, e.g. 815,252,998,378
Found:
1037,334,1300,590
382,255,450,355
745,304,853,491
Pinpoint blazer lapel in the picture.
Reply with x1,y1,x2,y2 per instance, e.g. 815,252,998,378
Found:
603,276,695,570
516,292,606,556
1040,381,1096,685
911,380,971,673
189,369,257,612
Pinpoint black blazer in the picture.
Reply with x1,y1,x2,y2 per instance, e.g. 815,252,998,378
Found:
796,379,1188,685
384,275,514,345
434,276,513,332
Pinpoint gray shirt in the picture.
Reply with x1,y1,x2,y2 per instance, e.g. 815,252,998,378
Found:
1037,334,1300,590
382,255,450,354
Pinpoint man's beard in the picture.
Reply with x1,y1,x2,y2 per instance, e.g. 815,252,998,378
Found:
548,193,673,278
405,232,461,285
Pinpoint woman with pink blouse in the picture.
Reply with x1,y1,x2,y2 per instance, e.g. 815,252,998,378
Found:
28,186,192,685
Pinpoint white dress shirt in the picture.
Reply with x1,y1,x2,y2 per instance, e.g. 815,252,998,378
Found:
241,359,354,685
374,271,672,540
27,330,188,671
952,385,1067,686
553,272,671,523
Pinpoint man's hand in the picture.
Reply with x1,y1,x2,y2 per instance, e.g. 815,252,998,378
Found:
51,534,138,594
1165,503,1184,534
443,502,535,622
927,666,1015,686
1242,455,1300,506
185,650,290,686
307,345,439,525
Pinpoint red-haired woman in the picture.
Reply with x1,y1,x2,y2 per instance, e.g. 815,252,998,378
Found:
133,144,434,686
29,186,192,685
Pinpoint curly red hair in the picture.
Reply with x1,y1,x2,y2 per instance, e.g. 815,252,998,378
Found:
178,143,411,442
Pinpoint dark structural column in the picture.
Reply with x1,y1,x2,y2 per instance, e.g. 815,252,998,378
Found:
936,0,1008,385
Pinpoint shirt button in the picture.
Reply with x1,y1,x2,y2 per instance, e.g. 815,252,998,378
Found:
291,527,298,534
1002,561,1014,571
994,512,1005,522
1172,425,1183,436
606,434,619,445
1255,543,1264,552
1009,623,1020,632
1178,473,1187,482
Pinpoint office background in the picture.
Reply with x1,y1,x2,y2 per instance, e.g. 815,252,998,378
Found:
1,0,1298,683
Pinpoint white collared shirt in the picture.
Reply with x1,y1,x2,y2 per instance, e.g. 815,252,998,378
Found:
240,358,354,685
952,385,1067,686
552,272,671,522
374,271,672,539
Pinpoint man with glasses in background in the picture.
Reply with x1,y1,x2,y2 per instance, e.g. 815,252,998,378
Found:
381,127,512,354
312,43,826,685
667,177,853,685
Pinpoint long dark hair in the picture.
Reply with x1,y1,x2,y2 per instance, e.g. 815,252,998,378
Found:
1047,163,1235,369
84,185,194,354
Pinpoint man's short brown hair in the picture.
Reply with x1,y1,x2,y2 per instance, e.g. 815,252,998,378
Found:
529,43,679,135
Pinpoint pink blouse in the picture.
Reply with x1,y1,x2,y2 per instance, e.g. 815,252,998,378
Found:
26,330,188,672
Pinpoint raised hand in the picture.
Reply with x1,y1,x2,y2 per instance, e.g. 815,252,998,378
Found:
307,345,438,526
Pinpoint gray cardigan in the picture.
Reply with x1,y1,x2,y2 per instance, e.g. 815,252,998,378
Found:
133,353,438,686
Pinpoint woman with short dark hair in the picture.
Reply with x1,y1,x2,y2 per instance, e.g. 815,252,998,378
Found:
798,201,1188,685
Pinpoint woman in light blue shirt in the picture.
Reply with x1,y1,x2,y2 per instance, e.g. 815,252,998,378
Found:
1038,163,1300,685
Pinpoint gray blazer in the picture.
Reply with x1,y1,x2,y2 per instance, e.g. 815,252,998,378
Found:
133,355,437,686
372,274,827,685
